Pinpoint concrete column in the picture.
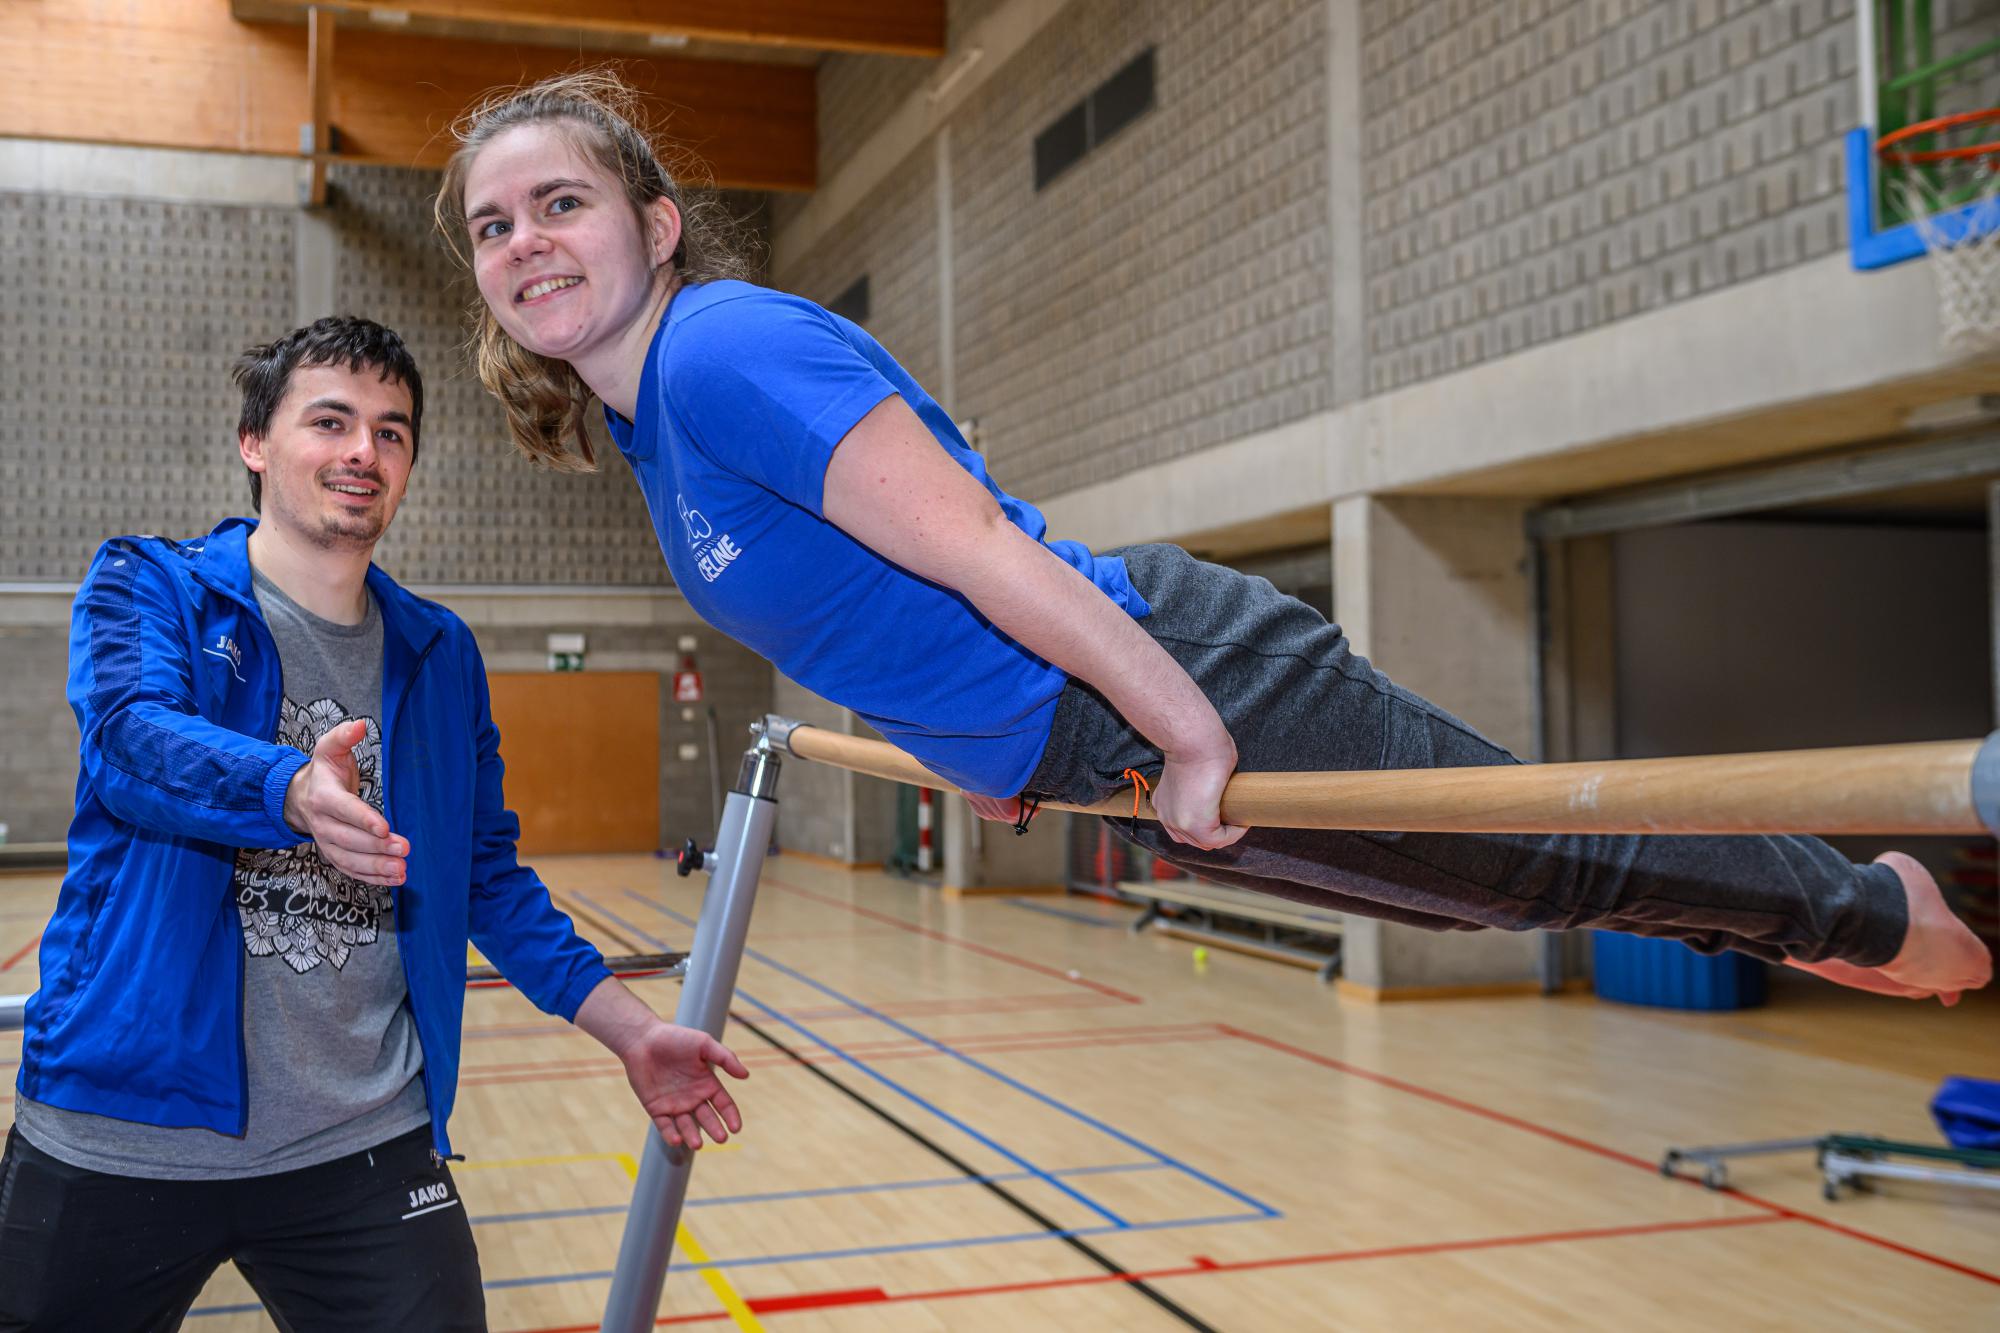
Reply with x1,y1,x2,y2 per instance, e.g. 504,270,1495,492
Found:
1327,0,1366,406
1331,494,1548,997
941,790,974,889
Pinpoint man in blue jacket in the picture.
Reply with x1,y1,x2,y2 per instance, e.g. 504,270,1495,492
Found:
0,317,747,1332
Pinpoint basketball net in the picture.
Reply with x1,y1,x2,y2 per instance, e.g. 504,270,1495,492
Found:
1882,154,2000,352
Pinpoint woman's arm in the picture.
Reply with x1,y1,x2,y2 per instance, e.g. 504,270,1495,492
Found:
822,395,1245,849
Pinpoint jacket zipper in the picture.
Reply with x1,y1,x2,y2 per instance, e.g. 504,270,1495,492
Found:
387,630,448,1156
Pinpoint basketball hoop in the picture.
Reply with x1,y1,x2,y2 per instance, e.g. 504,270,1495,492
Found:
1877,109,2000,351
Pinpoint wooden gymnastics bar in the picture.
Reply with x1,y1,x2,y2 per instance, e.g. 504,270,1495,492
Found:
765,719,2000,837
590,715,2000,1330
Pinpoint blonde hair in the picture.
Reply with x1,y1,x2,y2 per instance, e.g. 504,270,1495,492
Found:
436,69,761,469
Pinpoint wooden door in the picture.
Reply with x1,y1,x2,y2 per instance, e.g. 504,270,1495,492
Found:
485,672,660,856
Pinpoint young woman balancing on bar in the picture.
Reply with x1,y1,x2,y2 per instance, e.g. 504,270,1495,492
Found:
431,72,1988,1004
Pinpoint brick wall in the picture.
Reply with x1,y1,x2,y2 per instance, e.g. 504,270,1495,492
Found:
1361,0,1868,394
818,54,934,186
776,146,943,394
950,0,1331,501
813,0,1009,187
1932,0,2000,118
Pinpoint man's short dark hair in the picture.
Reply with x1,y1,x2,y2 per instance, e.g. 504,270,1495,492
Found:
233,316,425,511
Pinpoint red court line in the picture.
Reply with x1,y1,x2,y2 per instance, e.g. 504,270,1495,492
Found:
460,1029,1232,1087
497,1214,1789,1331
1217,1023,2000,1289
465,1023,1222,1075
781,991,1123,1022
467,966,676,992
743,928,907,942
760,876,1142,1004
747,1287,889,1314
1,934,41,972
1215,1024,1659,1172
887,1214,1792,1307
459,992,1110,1038
463,993,1119,1043
464,1021,577,1041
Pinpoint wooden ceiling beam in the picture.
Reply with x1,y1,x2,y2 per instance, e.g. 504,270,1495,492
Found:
237,0,945,58
0,1,815,191
304,6,335,205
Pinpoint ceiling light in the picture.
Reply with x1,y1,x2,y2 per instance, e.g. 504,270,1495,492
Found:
649,33,689,48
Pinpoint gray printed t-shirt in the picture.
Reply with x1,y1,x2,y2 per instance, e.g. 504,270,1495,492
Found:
18,568,429,1178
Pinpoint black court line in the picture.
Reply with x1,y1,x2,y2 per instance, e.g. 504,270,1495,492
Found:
729,1010,1221,1332
555,892,642,954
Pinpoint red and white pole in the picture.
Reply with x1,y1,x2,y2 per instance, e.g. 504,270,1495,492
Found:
916,787,934,872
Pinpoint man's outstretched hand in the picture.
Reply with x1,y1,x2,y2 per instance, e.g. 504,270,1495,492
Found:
282,718,408,886
619,1023,751,1151
574,979,751,1151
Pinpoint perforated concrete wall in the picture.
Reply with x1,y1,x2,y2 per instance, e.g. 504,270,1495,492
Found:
0,191,294,580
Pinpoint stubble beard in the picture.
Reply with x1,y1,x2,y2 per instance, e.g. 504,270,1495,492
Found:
267,475,388,553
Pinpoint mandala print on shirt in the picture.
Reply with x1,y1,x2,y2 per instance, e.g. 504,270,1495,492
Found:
235,698,391,974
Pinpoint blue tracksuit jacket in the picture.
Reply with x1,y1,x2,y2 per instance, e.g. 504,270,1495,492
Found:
19,518,611,1157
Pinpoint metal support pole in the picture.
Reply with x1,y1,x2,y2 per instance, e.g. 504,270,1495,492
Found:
0,994,25,1031
600,730,783,1333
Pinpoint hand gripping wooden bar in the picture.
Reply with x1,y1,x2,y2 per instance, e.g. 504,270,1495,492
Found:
763,717,2000,837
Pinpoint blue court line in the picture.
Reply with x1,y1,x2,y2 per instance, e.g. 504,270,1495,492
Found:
183,880,1289,1321
470,1161,1170,1227
1000,898,1128,927
188,1211,1273,1315
478,1210,1272,1290
576,892,1129,1229
612,889,1279,1222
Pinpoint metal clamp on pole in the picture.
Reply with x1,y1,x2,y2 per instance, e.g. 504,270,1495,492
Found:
758,713,804,756
600,728,783,1333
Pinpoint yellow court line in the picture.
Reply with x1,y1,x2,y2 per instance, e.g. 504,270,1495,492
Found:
617,1152,766,1333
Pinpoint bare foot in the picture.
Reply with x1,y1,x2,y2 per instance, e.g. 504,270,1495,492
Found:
1784,852,1993,1004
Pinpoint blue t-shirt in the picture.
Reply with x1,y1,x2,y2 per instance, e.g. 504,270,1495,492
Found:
605,281,1150,797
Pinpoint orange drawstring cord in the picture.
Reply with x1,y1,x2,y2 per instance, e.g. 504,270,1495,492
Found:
1121,768,1152,822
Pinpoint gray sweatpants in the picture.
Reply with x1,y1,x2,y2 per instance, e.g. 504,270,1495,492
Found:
1022,544,1907,967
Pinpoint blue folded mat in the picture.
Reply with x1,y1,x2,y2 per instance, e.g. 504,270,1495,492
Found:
1931,1076,2000,1151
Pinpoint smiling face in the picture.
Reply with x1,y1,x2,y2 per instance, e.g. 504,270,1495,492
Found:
461,121,680,368
239,361,415,552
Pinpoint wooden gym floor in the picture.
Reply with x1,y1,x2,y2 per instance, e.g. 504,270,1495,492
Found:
1,853,1995,1330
